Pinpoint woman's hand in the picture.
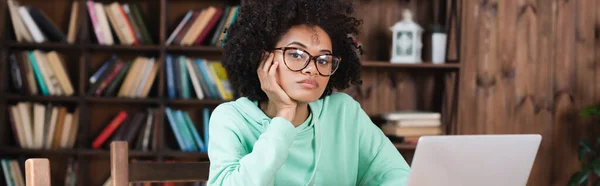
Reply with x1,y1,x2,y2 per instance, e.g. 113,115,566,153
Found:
257,52,296,121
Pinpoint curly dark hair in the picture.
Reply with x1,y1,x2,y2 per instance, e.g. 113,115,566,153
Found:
222,0,363,101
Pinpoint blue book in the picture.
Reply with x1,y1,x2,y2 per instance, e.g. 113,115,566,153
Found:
165,55,176,98
1,159,14,186
165,107,187,151
203,108,210,147
196,59,220,99
183,112,206,152
89,56,113,84
175,110,196,151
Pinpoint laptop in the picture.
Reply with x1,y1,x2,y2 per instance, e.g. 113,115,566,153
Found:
406,134,542,186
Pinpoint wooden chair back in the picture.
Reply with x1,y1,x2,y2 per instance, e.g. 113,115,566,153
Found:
24,158,51,186
110,141,211,186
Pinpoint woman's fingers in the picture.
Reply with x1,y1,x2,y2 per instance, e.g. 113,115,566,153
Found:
262,53,274,72
268,61,278,76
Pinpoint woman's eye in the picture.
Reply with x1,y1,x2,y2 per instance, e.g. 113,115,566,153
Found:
289,52,303,59
317,59,329,65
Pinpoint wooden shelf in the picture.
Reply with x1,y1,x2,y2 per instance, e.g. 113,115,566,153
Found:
78,149,158,157
85,97,161,104
166,99,227,106
0,147,80,156
85,44,162,52
6,94,80,103
0,147,207,158
6,42,80,50
361,61,460,70
161,151,209,159
166,45,224,53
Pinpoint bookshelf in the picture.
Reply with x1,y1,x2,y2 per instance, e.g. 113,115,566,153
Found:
0,0,460,185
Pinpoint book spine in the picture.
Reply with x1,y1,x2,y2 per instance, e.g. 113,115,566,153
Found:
164,108,186,151
179,57,190,99
130,4,153,44
18,7,46,43
95,61,125,96
92,111,128,149
1,159,14,186
183,112,205,152
166,55,176,98
175,110,195,151
87,1,104,44
166,11,192,45
27,51,49,96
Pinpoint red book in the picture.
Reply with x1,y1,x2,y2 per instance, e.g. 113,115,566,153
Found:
92,111,128,149
193,8,223,45
94,61,124,96
118,5,138,45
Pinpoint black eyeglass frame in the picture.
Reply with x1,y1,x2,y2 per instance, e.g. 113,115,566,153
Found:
272,47,341,76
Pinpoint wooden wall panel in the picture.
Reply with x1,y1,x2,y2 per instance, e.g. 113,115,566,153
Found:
457,0,598,185
349,0,442,117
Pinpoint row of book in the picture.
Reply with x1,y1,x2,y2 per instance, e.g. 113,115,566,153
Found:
381,111,442,143
166,6,239,47
88,55,159,98
6,0,79,43
91,108,157,151
166,55,233,100
165,107,209,152
1,158,24,186
87,0,153,45
7,102,79,150
9,50,75,96
2,157,76,186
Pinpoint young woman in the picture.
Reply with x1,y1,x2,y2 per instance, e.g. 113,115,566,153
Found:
207,0,411,185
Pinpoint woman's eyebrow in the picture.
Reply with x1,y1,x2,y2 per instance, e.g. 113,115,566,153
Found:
287,41,331,54
287,41,307,48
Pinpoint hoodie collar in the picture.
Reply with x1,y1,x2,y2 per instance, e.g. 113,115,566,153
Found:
231,97,324,127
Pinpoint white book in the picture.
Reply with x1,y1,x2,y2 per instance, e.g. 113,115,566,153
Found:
66,109,79,148
382,111,441,121
17,103,33,148
94,2,114,45
32,103,45,149
108,2,134,45
7,0,33,42
128,58,149,97
389,119,441,127
17,6,46,43
135,58,155,97
9,106,26,148
186,58,204,99
60,113,73,148
142,109,154,151
44,107,59,149
46,52,74,96
9,160,25,186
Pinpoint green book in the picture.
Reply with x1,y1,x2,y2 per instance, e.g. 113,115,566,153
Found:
130,3,153,44
179,56,190,99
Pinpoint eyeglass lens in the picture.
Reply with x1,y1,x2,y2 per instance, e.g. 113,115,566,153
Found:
284,48,339,75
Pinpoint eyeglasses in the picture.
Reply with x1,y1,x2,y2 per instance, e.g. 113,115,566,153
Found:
272,47,341,76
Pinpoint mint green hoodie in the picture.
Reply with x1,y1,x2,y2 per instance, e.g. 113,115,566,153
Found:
207,92,411,186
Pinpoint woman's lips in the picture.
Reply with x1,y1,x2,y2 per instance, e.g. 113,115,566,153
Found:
298,79,318,89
